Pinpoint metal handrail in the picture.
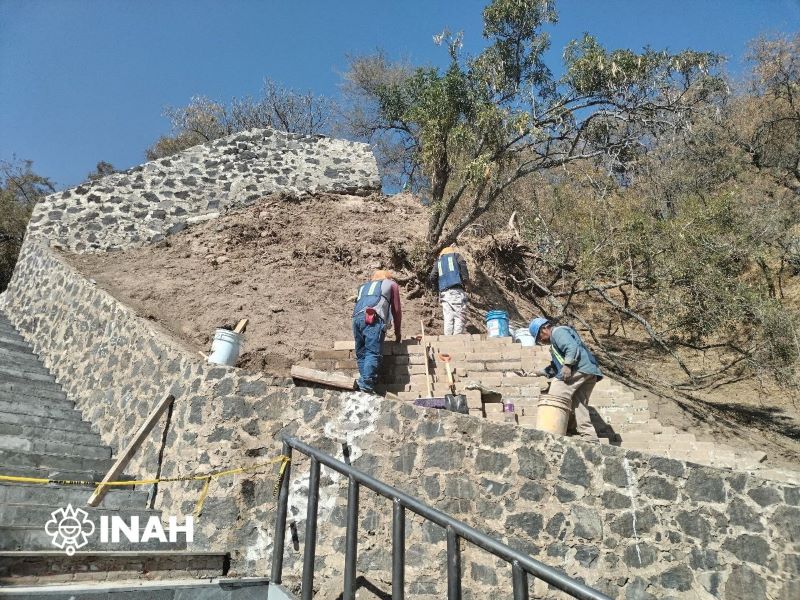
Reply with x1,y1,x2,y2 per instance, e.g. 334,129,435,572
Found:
271,436,612,600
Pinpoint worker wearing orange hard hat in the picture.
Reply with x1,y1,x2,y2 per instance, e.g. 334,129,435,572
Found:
352,269,402,393
428,245,470,335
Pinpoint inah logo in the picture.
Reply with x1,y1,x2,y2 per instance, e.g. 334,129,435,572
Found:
44,505,194,555
45,504,95,556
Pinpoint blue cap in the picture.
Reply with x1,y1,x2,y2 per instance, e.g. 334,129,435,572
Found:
529,317,549,343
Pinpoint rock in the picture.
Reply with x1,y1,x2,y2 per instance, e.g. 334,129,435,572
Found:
771,505,800,542
728,498,763,531
560,447,590,487
601,489,632,509
623,543,657,568
685,469,726,503
475,449,511,473
571,505,603,540
517,447,550,479
676,511,711,542
575,544,600,567
724,564,767,600
504,512,543,537
748,486,782,507
659,564,693,591
640,476,678,501
603,458,629,488
722,534,771,566
625,577,656,600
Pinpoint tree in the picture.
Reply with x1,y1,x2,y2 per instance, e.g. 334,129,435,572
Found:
146,79,337,160
86,161,117,182
343,0,722,254
0,159,54,290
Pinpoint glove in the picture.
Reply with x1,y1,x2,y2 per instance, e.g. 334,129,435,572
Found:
561,365,573,382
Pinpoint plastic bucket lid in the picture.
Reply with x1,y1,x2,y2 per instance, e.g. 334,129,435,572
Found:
485,310,509,321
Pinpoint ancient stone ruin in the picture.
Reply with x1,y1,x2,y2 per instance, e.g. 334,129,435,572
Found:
0,128,797,599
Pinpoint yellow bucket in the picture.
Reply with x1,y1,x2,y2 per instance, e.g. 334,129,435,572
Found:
536,394,571,435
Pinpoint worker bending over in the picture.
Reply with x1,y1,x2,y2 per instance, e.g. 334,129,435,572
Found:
352,270,402,393
529,317,603,440
428,246,469,335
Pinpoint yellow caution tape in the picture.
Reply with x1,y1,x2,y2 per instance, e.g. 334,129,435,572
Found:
0,455,291,518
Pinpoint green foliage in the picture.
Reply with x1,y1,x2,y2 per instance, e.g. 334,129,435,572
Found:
0,160,54,290
344,0,722,251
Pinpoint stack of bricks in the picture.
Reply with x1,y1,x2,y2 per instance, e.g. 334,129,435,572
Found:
304,334,800,483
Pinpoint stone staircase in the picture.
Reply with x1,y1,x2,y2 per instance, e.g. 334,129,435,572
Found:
0,312,287,598
308,334,800,484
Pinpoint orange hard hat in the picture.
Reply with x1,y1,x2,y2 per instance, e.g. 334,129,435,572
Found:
372,269,393,280
439,246,457,256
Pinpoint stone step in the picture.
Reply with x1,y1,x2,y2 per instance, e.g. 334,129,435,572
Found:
0,398,82,421
0,434,112,461
0,381,67,402
0,337,32,355
0,361,55,380
0,503,158,528
0,410,93,434
0,372,60,393
0,526,187,552
0,422,103,447
0,324,27,341
0,482,148,509
0,346,45,368
0,389,73,408
0,463,119,484
0,576,281,598
0,449,115,476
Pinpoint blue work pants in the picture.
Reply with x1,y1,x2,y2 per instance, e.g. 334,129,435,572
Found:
352,316,385,393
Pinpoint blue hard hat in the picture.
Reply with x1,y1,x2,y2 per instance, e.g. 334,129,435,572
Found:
529,317,549,343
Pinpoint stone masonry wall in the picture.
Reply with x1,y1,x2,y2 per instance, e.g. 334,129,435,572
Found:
26,128,380,252
2,243,798,599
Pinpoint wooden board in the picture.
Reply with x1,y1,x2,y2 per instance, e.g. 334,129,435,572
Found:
291,365,357,390
87,394,175,507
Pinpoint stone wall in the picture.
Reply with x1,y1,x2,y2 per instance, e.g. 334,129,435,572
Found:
2,242,798,600
26,128,380,252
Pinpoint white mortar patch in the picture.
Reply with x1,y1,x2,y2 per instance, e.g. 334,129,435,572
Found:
288,391,384,525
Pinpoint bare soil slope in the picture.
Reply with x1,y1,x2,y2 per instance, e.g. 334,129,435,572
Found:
67,192,448,374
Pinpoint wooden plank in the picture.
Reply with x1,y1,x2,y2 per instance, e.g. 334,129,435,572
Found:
233,319,249,333
333,340,356,351
87,394,175,507
291,365,357,390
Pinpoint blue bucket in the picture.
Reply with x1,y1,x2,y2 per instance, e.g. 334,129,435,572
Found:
485,310,510,337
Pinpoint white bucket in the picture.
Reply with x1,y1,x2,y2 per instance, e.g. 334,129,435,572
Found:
514,327,536,347
208,329,243,366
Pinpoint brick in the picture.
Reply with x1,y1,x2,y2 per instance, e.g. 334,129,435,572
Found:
485,412,506,422
517,415,537,427
334,360,358,370
333,340,355,350
314,349,352,360
464,390,482,409
483,403,504,414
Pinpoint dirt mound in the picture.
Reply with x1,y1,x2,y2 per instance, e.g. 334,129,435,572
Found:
67,192,448,375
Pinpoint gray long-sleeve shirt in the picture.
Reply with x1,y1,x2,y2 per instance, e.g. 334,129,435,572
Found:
544,325,603,380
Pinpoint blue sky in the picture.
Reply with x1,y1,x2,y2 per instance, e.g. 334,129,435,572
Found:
2,0,799,189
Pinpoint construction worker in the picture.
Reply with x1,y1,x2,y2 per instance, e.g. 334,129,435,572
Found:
428,246,469,335
529,317,603,440
352,270,402,393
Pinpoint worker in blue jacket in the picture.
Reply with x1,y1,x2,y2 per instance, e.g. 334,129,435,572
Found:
529,317,603,440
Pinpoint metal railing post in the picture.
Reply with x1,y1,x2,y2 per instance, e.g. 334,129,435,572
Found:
301,457,321,600
512,561,530,600
392,499,405,600
343,475,359,600
280,436,612,600
446,526,462,600
270,441,292,584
